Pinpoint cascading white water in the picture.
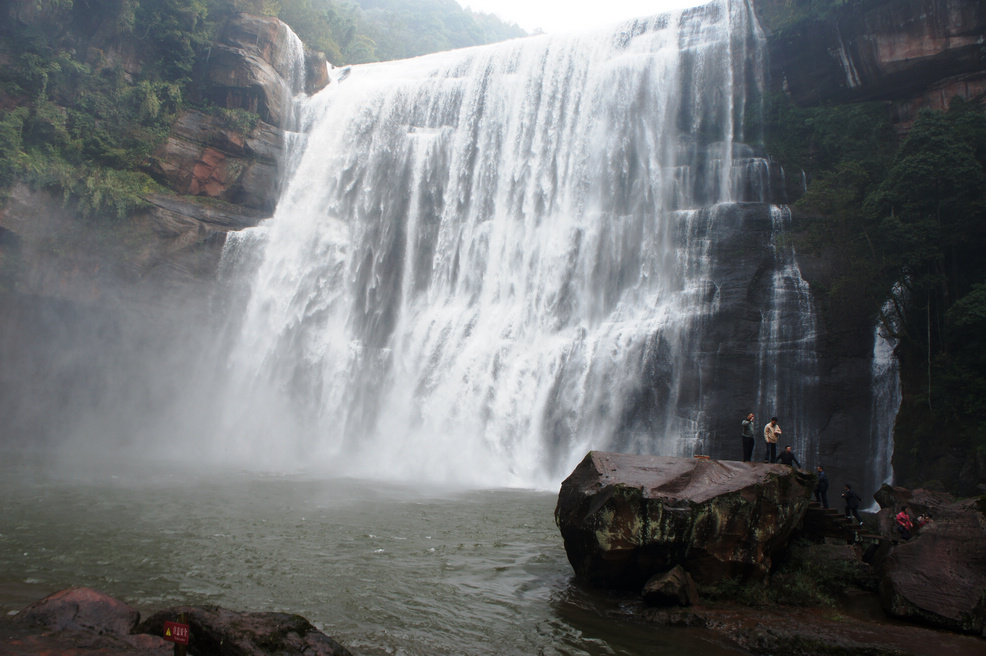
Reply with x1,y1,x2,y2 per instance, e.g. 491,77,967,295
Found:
212,1,795,487
866,292,902,504
755,205,819,463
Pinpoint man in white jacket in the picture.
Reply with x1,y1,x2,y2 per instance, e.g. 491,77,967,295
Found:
763,416,781,463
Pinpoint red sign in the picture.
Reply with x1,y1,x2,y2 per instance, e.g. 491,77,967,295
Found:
163,621,190,645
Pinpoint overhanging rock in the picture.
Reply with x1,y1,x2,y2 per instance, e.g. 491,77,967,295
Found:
555,452,814,590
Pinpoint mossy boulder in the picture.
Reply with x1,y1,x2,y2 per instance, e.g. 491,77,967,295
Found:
555,452,814,591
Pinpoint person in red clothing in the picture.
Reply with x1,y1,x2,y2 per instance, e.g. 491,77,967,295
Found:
895,505,914,540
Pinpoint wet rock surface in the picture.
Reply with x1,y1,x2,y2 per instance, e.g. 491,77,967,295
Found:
874,489,986,635
641,565,699,607
0,587,354,656
555,452,814,590
138,606,354,656
642,602,986,656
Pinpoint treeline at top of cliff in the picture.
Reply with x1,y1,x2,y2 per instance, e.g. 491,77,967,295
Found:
4,0,526,69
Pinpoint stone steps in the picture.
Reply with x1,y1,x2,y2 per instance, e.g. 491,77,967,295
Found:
803,502,866,543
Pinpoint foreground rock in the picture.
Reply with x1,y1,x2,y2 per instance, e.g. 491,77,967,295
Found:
139,606,354,656
873,486,986,635
555,452,814,591
8,588,169,655
2,587,353,656
642,603,986,656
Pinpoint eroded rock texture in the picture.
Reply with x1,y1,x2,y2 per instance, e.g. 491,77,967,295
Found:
555,452,814,590
755,0,986,125
138,605,354,656
877,491,986,635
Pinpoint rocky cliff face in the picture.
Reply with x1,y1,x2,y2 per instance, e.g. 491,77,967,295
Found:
754,0,986,129
138,13,329,259
0,12,327,300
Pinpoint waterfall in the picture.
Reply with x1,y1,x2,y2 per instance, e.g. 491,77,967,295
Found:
866,292,902,505
207,1,815,487
755,205,819,463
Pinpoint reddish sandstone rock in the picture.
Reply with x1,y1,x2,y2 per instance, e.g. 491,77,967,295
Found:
14,587,139,636
555,452,814,591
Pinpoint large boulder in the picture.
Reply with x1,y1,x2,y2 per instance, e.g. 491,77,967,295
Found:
555,452,814,591
14,587,140,636
138,605,354,656
878,494,986,635
873,483,956,516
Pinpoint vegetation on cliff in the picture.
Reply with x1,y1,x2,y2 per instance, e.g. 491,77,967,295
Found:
0,0,524,216
766,92,986,494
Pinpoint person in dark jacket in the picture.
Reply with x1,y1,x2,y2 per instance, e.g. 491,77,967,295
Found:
814,465,829,508
741,413,756,462
842,483,862,525
777,445,801,469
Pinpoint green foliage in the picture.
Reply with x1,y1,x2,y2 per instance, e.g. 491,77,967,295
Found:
0,0,527,224
134,0,212,80
213,106,261,133
773,93,986,491
353,0,524,62
76,168,156,219
769,96,896,340
755,0,890,36
872,107,986,353
765,94,896,181
0,108,29,187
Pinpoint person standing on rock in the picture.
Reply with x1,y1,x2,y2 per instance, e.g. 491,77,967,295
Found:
842,483,863,525
763,417,781,463
741,412,756,462
814,466,829,508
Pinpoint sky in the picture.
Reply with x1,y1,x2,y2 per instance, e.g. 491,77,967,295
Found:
461,0,707,35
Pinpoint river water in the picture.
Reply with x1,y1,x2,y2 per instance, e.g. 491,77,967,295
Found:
0,455,743,655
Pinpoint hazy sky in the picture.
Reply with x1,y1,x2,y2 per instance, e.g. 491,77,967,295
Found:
461,0,706,34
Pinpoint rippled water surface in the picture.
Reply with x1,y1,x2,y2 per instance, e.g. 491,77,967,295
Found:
0,456,742,655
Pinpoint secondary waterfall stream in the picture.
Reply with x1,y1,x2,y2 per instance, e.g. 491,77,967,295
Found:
209,0,814,487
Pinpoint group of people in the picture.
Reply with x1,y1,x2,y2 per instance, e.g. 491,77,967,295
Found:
738,413,934,536
894,505,932,540
740,412,862,524
740,413,793,465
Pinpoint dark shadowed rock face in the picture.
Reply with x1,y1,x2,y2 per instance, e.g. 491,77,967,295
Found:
203,13,329,127
555,452,814,591
138,605,355,656
6,587,356,656
754,0,986,127
641,565,699,607
878,494,986,635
